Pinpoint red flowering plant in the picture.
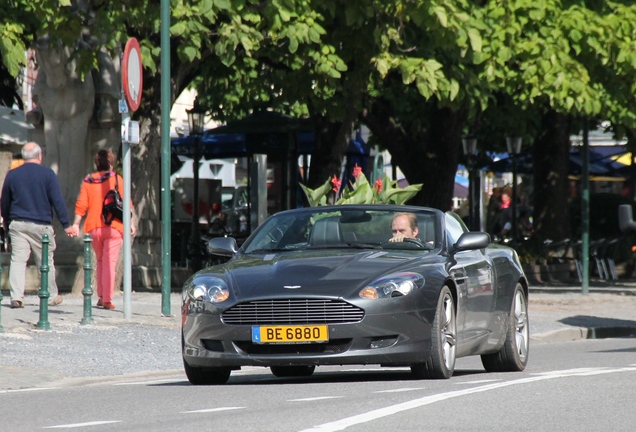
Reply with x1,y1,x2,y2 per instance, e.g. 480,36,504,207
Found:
300,164,422,206
374,179,383,194
331,175,342,193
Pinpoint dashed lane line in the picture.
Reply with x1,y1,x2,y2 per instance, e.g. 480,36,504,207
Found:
113,378,184,386
181,407,245,414
43,421,121,429
373,388,425,393
289,396,344,402
0,387,53,395
454,379,501,385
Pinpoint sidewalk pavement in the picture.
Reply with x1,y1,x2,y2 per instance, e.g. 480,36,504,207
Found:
0,290,183,331
1,282,635,391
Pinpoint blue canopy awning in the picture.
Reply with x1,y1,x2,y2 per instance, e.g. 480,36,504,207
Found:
484,148,625,176
172,127,369,159
172,132,247,159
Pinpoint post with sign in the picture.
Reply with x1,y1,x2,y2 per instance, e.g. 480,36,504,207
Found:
121,38,143,320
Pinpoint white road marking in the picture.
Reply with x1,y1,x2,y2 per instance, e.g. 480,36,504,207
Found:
0,387,53,394
533,367,595,375
113,378,184,386
455,379,500,385
340,368,409,373
43,421,121,428
181,407,245,414
374,388,425,393
299,367,636,432
289,396,344,402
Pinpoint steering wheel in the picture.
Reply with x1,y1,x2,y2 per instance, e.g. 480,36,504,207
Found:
266,227,284,243
380,238,427,249
403,237,426,248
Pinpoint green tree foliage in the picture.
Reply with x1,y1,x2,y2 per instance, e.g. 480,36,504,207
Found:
193,1,382,188
1,0,337,217
361,0,488,209
476,1,636,241
194,0,488,199
3,0,636,245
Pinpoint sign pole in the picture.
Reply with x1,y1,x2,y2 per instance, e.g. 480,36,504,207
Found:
122,117,132,319
121,38,143,320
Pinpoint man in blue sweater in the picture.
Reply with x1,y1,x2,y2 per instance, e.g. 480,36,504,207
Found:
1,142,76,308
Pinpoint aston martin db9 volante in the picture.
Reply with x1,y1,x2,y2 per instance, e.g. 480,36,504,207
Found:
181,204,529,384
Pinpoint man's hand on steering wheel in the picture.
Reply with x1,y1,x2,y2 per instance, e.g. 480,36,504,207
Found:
389,233,408,242
389,234,425,248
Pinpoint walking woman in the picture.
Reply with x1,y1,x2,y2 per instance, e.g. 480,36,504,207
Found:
72,149,135,309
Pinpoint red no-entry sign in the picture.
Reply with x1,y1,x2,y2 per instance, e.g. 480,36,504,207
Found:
122,38,143,112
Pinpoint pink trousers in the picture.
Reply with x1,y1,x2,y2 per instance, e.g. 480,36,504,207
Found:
90,227,123,303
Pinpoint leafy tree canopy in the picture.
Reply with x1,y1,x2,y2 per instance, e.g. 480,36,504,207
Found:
3,0,636,215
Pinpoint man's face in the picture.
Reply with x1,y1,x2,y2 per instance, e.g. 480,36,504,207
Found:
391,215,418,239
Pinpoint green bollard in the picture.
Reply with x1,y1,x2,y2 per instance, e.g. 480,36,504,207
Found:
37,234,51,330
80,234,94,325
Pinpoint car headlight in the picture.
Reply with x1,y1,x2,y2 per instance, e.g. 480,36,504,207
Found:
187,276,230,303
359,272,424,299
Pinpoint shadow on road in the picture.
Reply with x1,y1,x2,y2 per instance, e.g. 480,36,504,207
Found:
151,367,492,387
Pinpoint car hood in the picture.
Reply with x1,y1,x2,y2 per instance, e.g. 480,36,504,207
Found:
220,249,432,300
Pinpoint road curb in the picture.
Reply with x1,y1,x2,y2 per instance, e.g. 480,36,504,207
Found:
529,287,636,296
532,326,636,344
0,369,185,392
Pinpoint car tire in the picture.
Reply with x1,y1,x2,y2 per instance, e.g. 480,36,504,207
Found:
411,286,456,379
270,365,316,378
183,358,231,385
481,283,529,372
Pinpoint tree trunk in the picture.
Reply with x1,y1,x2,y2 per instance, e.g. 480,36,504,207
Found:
532,110,571,241
362,101,465,210
306,113,357,190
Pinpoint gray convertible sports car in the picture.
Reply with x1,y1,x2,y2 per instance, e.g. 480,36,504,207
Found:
181,204,530,384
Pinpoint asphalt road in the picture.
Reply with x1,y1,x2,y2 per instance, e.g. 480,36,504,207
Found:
2,286,636,391
2,338,635,432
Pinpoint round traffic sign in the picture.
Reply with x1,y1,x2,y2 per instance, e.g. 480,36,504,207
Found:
122,38,143,112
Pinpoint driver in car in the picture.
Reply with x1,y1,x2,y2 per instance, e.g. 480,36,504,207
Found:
389,213,419,242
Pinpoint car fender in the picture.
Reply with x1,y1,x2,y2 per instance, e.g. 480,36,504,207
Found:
486,245,528,319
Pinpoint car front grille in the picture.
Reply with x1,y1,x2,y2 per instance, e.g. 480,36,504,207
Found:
221,299,365,325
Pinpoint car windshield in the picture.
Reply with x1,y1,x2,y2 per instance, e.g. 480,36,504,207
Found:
243,207,438,254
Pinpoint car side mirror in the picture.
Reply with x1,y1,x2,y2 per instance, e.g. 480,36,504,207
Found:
453,232,490,252
206,237,238,257
618,204,636,233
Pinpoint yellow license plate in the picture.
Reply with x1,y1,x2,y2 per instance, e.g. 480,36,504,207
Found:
252,325,329,344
